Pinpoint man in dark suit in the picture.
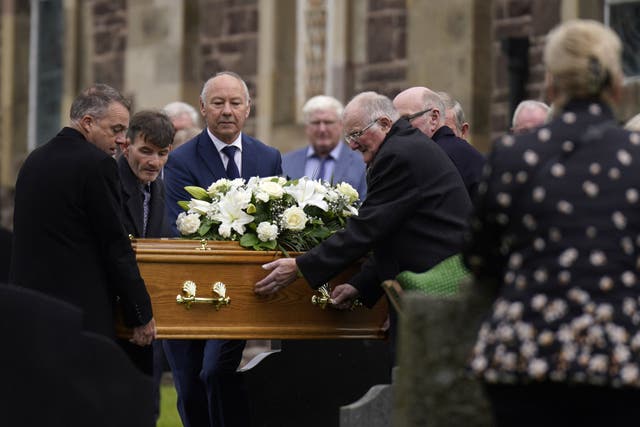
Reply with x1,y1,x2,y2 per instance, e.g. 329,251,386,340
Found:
393,86,485,197
118,110,174,241
255,91,471,357
282,95,367,199
10,84,155,344
163,71,282,427
117,109,175,421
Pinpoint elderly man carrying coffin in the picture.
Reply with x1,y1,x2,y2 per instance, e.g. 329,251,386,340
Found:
255,91,471,361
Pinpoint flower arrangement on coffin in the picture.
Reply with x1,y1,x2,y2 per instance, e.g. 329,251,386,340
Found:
176,176,360,252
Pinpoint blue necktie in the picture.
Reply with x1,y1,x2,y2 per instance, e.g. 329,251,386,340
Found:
314,155,331,181
222,145,240,179
142,184,151,237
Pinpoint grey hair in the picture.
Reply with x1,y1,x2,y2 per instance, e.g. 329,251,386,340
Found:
200,71,251,104
438,91,467,131
452,102,467,130
69,83,131,121
511,100,551,128
302,95,344,123
345,91,400,124
162,101,200,126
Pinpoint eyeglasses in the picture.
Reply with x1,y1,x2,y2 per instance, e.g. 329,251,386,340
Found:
401,108,432,122
344,118,379,145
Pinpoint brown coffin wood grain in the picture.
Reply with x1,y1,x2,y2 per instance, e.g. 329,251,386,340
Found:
118,239,389,340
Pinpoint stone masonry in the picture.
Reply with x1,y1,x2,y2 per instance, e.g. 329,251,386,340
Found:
491,0,561,139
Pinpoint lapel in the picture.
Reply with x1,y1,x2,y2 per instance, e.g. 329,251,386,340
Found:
240,135,258,179
117,156,144,237
196,130,227,181
290,149,307,179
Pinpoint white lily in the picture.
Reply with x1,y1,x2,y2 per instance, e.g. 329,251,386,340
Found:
188,199,215,216
284,178,328,211
212,190,254,236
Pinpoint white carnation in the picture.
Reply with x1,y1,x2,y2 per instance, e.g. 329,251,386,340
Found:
282,206,308,231
176,212,201,235
257,222,279,242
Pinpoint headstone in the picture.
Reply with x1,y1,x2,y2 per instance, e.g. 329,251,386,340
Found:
339,367,397,427
0,284,154,427
393,279,494,427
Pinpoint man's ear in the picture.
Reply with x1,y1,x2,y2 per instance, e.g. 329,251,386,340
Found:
80,114,94,134
429,109,441,133
461,123,470,139
378,116,392,131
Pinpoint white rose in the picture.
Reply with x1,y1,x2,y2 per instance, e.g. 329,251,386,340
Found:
176,212,201,235
257,222,279,242
258,180,284,199
281,206,308,231
336,182,359,203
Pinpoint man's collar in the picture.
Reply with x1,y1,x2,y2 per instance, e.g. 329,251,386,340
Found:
207,128,243,152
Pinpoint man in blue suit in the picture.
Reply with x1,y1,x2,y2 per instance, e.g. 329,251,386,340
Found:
163,71,282,427
282,95,367,199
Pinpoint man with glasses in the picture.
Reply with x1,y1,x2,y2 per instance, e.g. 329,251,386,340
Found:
394,86,485,197
282,95,367,199
255,91,471,362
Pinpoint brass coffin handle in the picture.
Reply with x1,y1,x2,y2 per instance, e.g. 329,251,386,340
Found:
311,284,363,311
176,280,230,310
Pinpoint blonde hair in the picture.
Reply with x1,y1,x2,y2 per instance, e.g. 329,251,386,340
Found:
544,20,623,105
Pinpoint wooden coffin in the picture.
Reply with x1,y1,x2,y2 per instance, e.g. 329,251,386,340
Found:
121,239,388,340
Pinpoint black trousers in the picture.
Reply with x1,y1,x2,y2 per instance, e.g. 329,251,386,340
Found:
485,381,640,427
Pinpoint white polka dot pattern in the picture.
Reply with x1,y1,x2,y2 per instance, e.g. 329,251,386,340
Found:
464,101,640,387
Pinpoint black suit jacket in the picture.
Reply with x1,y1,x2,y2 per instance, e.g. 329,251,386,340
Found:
10,127,152,338
117,155,171,238
297,119,472,306
432,125,485,197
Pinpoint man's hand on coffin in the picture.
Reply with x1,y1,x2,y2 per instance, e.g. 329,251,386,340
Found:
330,284,359,310
130,317,156,346
255,258,299,295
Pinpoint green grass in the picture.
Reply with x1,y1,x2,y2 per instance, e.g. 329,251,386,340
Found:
157,384,183,427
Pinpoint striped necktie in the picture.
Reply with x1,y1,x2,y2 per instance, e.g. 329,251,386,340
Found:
142,184,151,237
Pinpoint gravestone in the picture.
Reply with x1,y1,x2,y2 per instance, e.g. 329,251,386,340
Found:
393,279,494,427
339,367,397,427
0,284,154,427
